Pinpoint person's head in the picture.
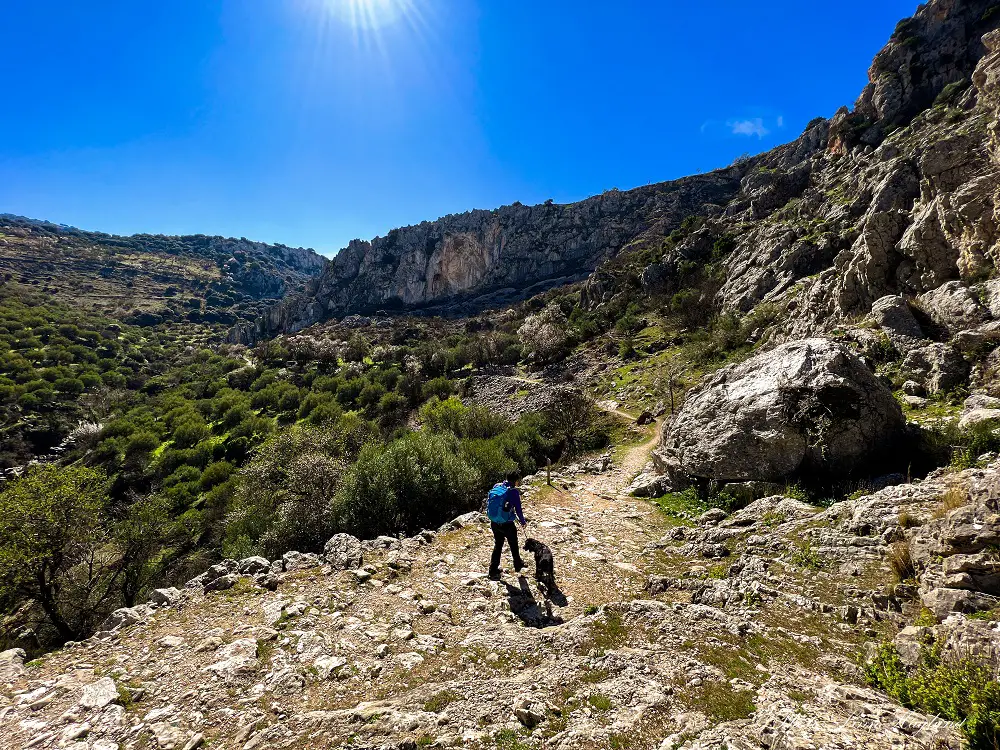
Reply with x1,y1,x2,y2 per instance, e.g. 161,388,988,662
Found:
505,470,521,487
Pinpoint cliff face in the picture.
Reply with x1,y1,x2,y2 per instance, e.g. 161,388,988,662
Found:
232,169,750,341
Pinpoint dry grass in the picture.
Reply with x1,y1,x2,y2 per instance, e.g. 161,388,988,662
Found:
887,541,916,583
933,486,969,519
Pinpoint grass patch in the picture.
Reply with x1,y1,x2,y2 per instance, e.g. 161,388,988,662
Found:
887,541,916,583
707,563,729,580
494,728,532,750
788,540,823,570
650,488,707,523
256,639,277,662
115,680,135,708
588,693,612,711
759,511,785,527
423,689,459,713
580,668,609,683
580,610,630,655
934,486,968,519
223,576,261,599
680,681,756,722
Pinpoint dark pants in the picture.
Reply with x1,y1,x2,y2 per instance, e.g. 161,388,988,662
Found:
490,521,523,574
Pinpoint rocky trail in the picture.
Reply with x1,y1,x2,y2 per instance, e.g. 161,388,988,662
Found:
6,418,999,750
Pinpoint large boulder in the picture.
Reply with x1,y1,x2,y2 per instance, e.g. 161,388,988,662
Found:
916,281,990,336
655,339,906,485
871,295,924,354
324,533,363,570
901,343,969,395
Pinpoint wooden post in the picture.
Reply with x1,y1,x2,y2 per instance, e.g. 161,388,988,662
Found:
546,457,552,486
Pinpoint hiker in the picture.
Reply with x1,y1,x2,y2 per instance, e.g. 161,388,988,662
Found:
486,471,527,580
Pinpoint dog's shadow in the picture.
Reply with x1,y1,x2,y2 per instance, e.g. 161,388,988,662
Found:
502,576,567,628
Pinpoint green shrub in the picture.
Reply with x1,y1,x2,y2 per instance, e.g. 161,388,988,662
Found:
422,377,454,402
0,465,112,640
788,540,823,570
334,431,480,538
226,425,347,557
865,642,1000,749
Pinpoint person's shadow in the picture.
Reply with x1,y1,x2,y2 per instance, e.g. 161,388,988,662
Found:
503,575,567,627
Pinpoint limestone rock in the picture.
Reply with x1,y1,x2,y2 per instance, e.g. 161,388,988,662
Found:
901,343,969,395
513,695,547,728
0,648,25,681
870,295,924,353
657,339,906,484
282,551,321,572
324,533,364,570
204,639,258,680
237,556,271,576
79,677,119,709
626,472,671,498
203,574,239,593
100,604,152,633
916,281,990,335
149,588,181,607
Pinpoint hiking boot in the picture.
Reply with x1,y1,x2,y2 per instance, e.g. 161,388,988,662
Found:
514,561,525,573
488,570,502,581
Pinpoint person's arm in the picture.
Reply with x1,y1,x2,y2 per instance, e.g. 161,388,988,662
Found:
511,489,526,525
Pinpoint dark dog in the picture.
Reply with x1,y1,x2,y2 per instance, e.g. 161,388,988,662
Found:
523,538,556,594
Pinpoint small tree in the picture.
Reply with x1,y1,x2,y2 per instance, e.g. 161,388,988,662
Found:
0,465,113,641
544,390,606,457
226,426,346,557
115,493,171,608
518,305,570,364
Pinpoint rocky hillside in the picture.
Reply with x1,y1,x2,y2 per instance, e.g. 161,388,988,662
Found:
0,215,326,326
235,0,1000,345
3,422,998,749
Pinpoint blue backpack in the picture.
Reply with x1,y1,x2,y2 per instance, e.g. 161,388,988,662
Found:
486,482,516,524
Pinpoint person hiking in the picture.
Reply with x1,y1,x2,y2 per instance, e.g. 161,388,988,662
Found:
486,471,527,580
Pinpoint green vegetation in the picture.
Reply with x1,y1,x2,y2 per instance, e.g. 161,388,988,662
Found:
0,465,167,641
650,488,708,522
0,287,617,650
581,610,629,655
680,681,756,722
587,693,612,711
788,540,823,571
494,728,532,750
423,690,460,713
865,642,1000,749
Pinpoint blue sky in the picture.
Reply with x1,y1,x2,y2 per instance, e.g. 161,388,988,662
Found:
0,1,918,255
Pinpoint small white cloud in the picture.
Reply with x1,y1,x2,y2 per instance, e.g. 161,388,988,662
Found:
776,115,784,128
729,118,770,138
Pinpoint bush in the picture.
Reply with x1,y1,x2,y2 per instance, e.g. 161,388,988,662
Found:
543,391,611,457
226,426,347,557
865,642,1000,749
0,465,112,641
334,431,480,538
172,418,210,449
422,377,454,402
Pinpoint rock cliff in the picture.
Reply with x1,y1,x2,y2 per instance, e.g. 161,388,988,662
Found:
232,171,746,341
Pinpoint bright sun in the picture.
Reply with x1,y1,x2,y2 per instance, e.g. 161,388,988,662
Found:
324,0,412,30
